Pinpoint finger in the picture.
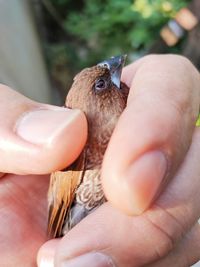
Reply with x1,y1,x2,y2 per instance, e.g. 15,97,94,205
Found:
38,126,200,267
37,239,59,267
0,85,87,174
37,223,200,267
147,223,200,267
102,54,200,215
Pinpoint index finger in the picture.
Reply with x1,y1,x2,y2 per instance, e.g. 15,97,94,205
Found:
102,54,200,215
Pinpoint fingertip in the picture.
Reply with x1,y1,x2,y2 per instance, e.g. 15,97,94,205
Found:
45,108,87,172
37,239,60,267
102,150,168,215
43,108,88,171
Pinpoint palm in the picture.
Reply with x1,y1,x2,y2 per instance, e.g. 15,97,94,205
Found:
0,174,49,267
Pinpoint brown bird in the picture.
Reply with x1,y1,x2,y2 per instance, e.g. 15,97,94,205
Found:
48,55,129,238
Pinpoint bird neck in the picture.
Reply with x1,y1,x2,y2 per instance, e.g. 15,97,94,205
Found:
84,115,117,169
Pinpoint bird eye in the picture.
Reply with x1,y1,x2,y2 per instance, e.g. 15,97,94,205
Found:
94,78,107,92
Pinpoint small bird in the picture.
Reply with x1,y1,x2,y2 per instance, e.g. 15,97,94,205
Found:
47,55,129,238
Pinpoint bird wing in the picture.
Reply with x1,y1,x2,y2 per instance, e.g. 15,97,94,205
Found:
47,151,86,238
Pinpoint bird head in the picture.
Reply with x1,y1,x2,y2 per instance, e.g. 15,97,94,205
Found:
66,55,128,124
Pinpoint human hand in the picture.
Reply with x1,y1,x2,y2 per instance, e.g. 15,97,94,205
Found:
37,55,200,267
0,85,87,267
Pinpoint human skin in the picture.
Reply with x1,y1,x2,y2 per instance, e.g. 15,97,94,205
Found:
0,55,199,267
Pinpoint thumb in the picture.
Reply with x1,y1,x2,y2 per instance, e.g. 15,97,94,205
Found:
0,85,87,174
102,55,200,215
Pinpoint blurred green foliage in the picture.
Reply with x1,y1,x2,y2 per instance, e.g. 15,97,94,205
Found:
196,115,200,126
43,0,190,92
65,0,185,55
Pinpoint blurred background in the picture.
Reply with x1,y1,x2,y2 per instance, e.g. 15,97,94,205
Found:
0,0,200,105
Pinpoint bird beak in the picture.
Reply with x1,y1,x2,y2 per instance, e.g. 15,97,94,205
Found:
98,55,126,89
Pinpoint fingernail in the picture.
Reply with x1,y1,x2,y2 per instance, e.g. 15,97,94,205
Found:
60,252,115,267
15,107,81,145
124,150,168,214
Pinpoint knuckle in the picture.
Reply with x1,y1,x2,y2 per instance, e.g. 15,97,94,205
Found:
144,204,186,260
144,218,174,260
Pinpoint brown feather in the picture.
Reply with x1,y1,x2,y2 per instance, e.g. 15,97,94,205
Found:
47,151,86,238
